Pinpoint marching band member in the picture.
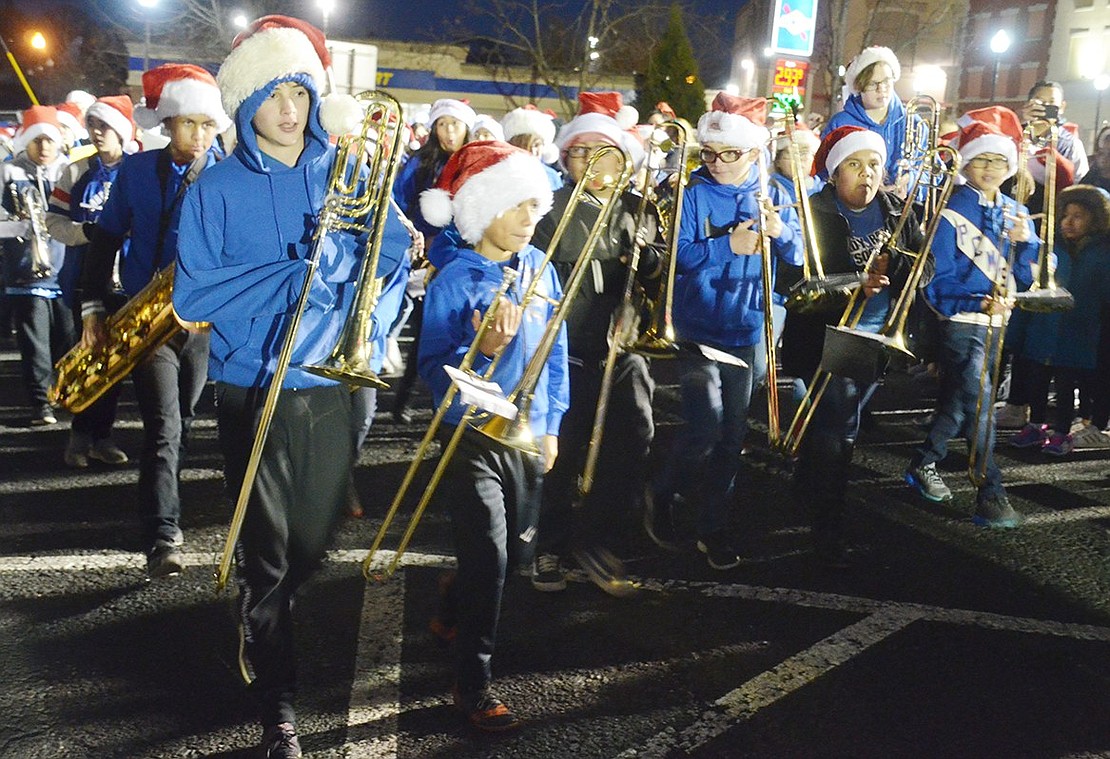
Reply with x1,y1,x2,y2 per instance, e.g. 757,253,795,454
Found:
646,93,802,570
417,140,565,731
0,106,72,427
529,91,663,592
501,105,563,191
173,16,405,758
80,63,229,578
780,126,920,566
903,112,1038,527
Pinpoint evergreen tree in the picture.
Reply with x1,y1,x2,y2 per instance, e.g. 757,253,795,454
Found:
636,5,705,123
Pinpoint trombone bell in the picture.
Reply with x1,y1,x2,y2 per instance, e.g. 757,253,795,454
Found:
472,409,541,457
819,326,913,385
786,273,867,312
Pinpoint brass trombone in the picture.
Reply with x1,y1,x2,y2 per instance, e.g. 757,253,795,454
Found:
214,91,405,591
362,145,634,579
777,145,962,458
898,95,941,220
755,146,783,445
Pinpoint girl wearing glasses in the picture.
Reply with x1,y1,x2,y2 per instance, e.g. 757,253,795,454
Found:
824,46,923,195
645,93,802,571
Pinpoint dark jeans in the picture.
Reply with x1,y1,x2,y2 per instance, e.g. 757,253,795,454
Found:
1024,362,1095,433
11,294,74,408
131,331,209,547
538,353,654,556
392,296,424,413
439,425,542,695
654,343,756,540
216,381,354,727
912,320,1004,501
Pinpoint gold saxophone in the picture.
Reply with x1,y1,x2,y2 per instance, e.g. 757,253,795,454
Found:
49,267,207,414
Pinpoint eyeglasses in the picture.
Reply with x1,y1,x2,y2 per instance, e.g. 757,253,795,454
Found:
968,156,1010,170
565,145,595,159
862,79,894,93
699,147,748,164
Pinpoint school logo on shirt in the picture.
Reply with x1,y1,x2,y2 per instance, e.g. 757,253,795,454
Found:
941,208,1013,287
846,228,891,269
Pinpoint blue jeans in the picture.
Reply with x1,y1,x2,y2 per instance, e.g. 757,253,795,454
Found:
912,320,1004,501
655,344,756,539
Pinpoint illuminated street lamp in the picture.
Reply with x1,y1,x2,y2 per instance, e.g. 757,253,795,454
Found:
137,0,159,72
30,32,46,51
989,29,1011,101
318,0,337,37
232,12,249,30
1094,74,1110,141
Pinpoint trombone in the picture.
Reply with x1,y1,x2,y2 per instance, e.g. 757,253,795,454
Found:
362,145,634,579
214,91,405,591
777,145,962,458
755,146,783,445
896,95,941,220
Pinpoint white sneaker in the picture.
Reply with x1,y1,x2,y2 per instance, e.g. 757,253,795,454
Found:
995,403,1029,429
88,438,129,465
1071,423,1110,449
64,432,92,468
384,337,404,376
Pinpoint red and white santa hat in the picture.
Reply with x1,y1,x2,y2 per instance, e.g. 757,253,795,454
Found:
216,15,363,136
135,63,231,132
812,125,887,178
55,102,88,142
696,93,770,150
427,99,477,131
956,120,1019,180
844,46,901,94
65,89,97,116
419,140,555,245
472,114,505,141
555,91,638,153
14,105,63,154
501,105,556,147
86,95,140,154
955,105,1022,144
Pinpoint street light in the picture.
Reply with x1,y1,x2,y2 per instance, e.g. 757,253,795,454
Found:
1094,74,1110,142
989,29,1011,101
137,0,159,72
29,32,46,51
318,0,336,37
232,13,249,30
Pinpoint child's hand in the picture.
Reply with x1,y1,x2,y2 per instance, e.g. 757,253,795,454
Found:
863,253,890,298
729,219,760,255
760,197,785,239
980,296,1010,316
472,297,522,357
1006,212,1031,244
542,434,559,473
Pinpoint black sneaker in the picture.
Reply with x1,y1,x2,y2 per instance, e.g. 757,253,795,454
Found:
643,485,681,552
696,535,742,570
531,553,566,592
261,722,302,759
972,492,1024,529
453,686,523,732
146,540,183,579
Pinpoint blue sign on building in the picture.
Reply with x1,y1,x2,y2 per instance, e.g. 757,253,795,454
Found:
769,0,818,58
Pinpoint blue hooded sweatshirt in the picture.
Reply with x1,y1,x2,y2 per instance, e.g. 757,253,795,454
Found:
672,164,803,349
825,94,921,189
418,239,569,437
173,73,409,389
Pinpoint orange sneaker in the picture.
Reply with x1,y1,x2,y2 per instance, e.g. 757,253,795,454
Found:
453,686,523,732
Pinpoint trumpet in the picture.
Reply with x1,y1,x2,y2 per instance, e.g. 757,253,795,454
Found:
363,145,634,579
8,182,53,279
214,91,406,591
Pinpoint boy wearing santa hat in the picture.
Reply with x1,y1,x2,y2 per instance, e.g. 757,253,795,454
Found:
904,109,1038,528
172,15,407,756
778,125,920,566
417,139,566,731
46,95,140,469
0,105,73,426
646,93,801,571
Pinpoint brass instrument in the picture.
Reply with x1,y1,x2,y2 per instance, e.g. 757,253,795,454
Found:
632,120,690,358
1012,120,1074,313
215,91,405,591
777,146,962,457
755,147,783,445
8,181,53,279
897,95,941,219
50,266,203,413
363,145,633,579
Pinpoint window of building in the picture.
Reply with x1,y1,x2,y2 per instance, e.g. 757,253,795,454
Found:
1027,5,1048,39
1019,63,1042,100
1074,0,1093,10
1069,30,1093,79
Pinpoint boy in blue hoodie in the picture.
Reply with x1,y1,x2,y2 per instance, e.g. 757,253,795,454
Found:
417,140,566,731
904,111,1039,528
646,93,802,571
173,16,406,758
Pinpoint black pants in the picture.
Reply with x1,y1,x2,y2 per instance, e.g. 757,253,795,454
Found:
1026,362,1095,433
131,331,209,547
11,294,74,409
538,353,654,556
438,425,542,695
216,381,354,727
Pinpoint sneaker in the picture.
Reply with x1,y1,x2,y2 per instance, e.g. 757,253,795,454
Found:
453,686,523,732
64,432,91,469
904,462,952,502
146,540,184,579
531,553,566,592
995,403,1029,429
1072,423,1110,449
972,492,1024,529
643,485,681,552
260,722,302,759
88,438,128,465
696,535,742,570
1010,423,1049,449
1042,431,1075,457
346,474,363,519
31,405,57,426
